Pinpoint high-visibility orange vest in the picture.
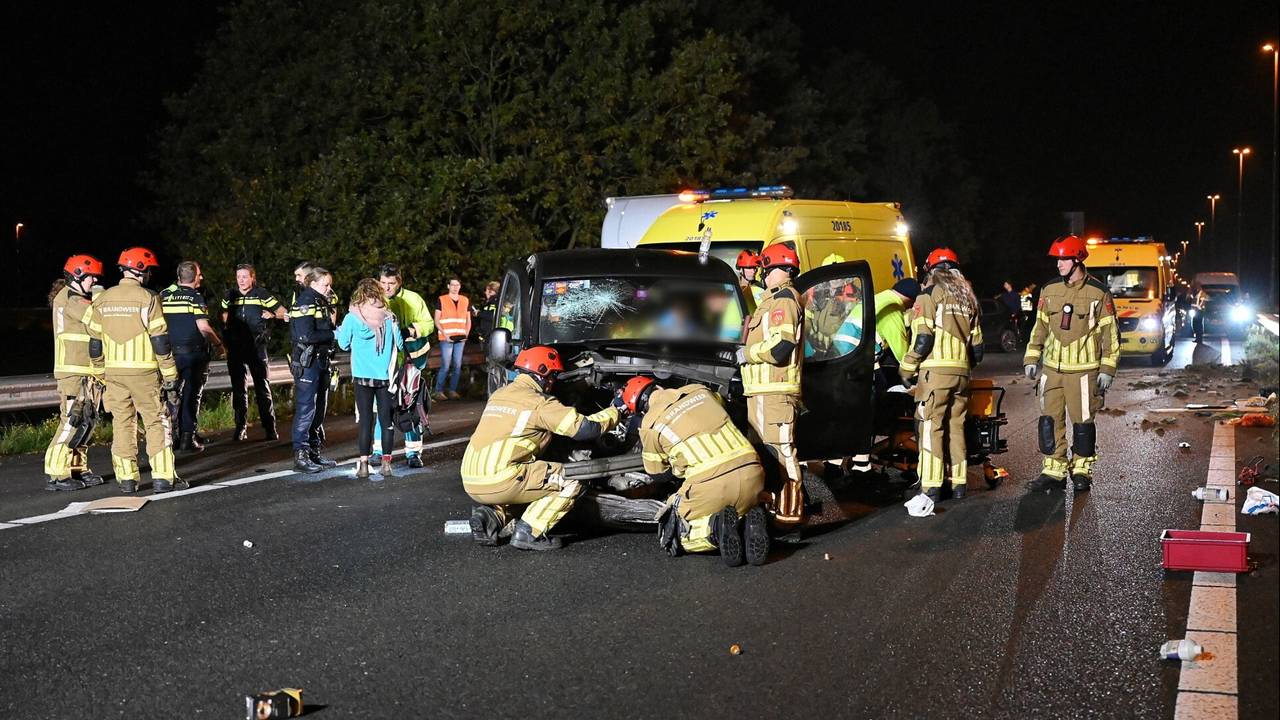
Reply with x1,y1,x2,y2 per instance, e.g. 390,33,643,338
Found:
437,294,470,341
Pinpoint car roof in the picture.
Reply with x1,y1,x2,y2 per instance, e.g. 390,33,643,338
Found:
530,248,739,284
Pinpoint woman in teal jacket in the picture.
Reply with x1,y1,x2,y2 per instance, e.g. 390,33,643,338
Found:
337,278,404,479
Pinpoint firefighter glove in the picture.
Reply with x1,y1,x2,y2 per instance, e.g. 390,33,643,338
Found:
1097,373,1114,393
162,380,180,406
1024,363,1038,381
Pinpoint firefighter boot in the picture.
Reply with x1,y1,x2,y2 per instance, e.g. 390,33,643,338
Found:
952,484,967,500
118,479,138,494
511,520,563,551
1028,474,1067,492
153,478,190,494
1071,474,1093,492
294,449,321,474
713,506,745,567
470,506,503,546
46,476,86,492
76,470,105,487
743,506,770,566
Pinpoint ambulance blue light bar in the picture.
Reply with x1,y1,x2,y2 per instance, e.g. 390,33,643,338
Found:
678,185,793,202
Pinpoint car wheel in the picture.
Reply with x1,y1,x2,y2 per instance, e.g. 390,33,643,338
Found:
1150,343,1167,366
486,366,508,397
999,328,1019,353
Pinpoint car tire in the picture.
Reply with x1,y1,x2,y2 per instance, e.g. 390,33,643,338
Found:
1150,343,1167,366
999,328,1019,353
486,366,508,397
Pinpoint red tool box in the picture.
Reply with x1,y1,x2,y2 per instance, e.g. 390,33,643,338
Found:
1160,530,1251,573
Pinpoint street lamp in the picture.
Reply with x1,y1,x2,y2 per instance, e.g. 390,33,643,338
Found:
1232,147,1251,278
1264,43,1278,307
1194,220,1204,246
1206,194,1220,256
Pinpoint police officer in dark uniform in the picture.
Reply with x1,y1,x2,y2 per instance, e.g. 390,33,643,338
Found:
220,263,286,441
161,261,224,453
290,266,338,473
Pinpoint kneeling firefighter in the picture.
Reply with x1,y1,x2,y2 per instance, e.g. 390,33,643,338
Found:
1023,235,1119,492
899,248,983,501
622,376,770,566
43,255,108,491
464,346,621,551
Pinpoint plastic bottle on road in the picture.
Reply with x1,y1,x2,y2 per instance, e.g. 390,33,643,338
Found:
1191,487,1229,502
1159,639,1202,661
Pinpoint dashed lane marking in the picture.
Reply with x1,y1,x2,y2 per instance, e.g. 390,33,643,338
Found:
0,436,472,529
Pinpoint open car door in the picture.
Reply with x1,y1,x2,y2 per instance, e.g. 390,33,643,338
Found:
793,260,876,461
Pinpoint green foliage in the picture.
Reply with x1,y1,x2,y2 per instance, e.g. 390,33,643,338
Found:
148,0,980,298
1244,326,1279,390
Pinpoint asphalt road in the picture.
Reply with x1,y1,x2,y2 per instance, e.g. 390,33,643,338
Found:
1,346,1273,719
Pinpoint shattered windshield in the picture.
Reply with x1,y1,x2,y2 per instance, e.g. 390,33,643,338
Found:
539,277,745,344
1100,267,1158,299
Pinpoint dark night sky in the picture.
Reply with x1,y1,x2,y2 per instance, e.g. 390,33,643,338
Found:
2,1,1277,306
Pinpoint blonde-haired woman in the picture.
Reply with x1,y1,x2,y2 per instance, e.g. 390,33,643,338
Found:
898,248,983,502
337,278,404,479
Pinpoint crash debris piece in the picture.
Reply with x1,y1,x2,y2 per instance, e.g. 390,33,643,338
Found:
904,493,935,517
245,688,303,719
443,520,471,534
729,644,742,656
1242,487,1279,516
60,497,149,514
1159,639,1202,661
243,540,254,548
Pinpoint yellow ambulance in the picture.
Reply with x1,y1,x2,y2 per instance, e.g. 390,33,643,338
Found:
635,185,915,296
1083,237,1177,364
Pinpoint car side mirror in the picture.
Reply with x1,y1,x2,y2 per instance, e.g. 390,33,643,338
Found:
488,328,511,364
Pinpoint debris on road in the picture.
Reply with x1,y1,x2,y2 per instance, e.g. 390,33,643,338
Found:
243,540,254,548
823,553,831,561
729,643,742,655
1191,487,1228,501
904,493,934,517
444,520,471,534
1242,487,1279,516
1231,413,1276,427
61,497,149,515
1237,456,1267,486
1159,639,1202,661
1178,441,1191,449
245,687,303,719
1160,529,1251,572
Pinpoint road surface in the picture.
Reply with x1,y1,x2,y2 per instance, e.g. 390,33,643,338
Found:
1,350,1274,718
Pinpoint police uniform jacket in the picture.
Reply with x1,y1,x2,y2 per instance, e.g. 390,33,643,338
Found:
221,286,283,349
161,284,210,355
289,287,335,363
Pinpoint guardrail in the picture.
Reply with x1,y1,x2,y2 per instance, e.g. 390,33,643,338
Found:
0,346,485,412
1257,313,1279,337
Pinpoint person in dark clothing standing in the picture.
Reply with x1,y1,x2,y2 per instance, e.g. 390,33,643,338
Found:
290,266,338,473
161,261,224,453
472,280,500,343
221,263,286,441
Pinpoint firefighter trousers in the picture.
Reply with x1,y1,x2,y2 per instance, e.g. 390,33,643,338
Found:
673,463,765,553
747,393,803,524
914,370,969,489
1037,368,1101,479
43,376,95,480
463,459,582,537
104,372,175,482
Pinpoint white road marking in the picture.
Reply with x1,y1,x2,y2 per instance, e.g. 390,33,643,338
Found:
1174,420,1239,719
0,435,471,529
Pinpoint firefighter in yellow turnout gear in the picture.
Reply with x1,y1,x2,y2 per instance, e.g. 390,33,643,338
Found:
86,248,184,494
464,346,620,551
899,248,983,501
43,255,108,491
621,376,770,566
735,243,805,526
1023,235,1120,492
